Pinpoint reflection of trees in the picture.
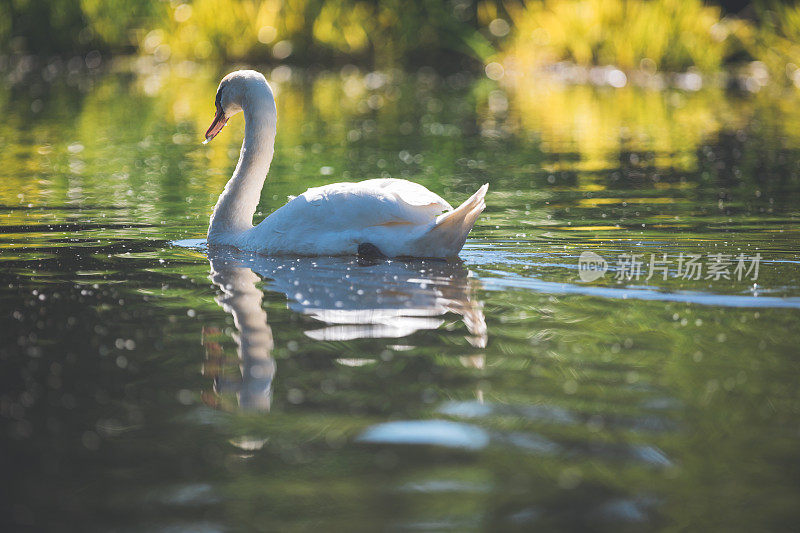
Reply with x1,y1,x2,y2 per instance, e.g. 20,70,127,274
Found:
505,81,739,174
7,63,800,226
201,247,487,411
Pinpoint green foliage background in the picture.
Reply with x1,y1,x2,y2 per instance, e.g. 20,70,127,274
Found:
1,0,800,82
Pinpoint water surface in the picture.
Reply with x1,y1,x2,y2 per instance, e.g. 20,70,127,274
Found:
2,63,800,531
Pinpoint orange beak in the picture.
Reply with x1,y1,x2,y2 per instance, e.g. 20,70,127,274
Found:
203,107,228,144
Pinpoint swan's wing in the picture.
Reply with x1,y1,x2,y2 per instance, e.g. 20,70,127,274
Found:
291,179,452,228
358,178,453,210
247,179,457,255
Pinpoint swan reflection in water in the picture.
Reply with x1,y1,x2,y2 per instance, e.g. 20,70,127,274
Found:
201,246,487,411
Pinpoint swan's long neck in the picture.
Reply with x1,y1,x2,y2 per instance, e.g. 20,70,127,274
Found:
208,96,276,241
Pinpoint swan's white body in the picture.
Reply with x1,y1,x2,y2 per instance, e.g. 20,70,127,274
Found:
205,70,487,259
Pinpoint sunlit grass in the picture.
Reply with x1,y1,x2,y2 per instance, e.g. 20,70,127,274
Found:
146,0,304,62
747,3,800,88
503,0,746,73
5,0,800,88
122,0,493,65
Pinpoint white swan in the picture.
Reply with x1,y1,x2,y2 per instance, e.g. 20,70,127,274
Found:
203,70,488,259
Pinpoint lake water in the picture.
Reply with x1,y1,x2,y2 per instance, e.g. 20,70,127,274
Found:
3,61,800,531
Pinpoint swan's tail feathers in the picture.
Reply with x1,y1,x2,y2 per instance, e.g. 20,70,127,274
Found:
414,184,488,258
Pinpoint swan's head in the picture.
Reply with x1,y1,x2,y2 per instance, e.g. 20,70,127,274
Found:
204,70,275,144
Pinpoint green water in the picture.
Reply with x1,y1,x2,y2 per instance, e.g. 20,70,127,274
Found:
2,63,800,531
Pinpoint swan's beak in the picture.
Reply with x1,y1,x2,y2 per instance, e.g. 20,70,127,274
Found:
203,108,228,144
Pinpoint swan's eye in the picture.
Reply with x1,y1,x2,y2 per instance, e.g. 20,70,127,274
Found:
214,86,224,110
